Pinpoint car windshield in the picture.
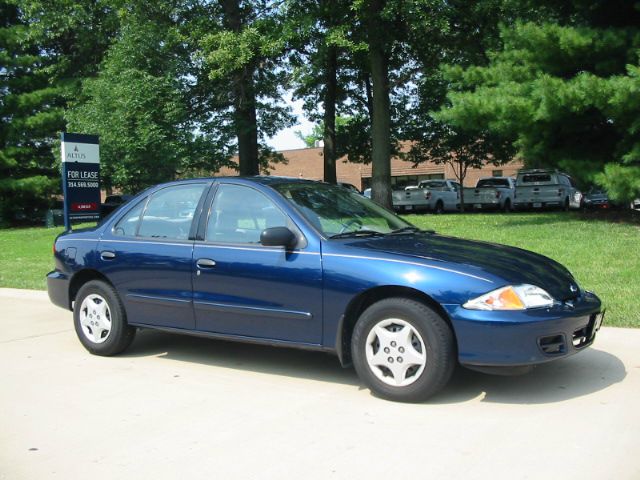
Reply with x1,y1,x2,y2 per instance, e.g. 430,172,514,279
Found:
273,182,414,238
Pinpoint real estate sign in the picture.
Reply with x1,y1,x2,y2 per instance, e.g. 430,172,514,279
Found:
60,133,101,229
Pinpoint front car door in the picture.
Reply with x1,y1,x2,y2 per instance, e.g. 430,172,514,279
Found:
191,181,323,345
98,182,209,329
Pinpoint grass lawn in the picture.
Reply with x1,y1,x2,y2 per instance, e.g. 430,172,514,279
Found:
0,212,638,327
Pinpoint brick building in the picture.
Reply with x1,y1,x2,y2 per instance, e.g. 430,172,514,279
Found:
218,146,523,191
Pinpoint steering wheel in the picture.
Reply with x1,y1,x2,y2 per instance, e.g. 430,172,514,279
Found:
339,219,363,234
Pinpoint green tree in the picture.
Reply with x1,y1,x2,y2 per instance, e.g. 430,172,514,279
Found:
285,0,357,183
436,0,640,202
67,2,231,193
294,116,353,148
201,0,293,176
407,125,515,210
0,1,58,223
0,0,119,224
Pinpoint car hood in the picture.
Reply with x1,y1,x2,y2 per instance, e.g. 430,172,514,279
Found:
346,233,579,301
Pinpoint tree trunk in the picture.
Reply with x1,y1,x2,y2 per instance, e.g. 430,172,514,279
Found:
323,44,338,184
454,159,467,212
368,0,392,209
234,69,259,176
222,0,259,176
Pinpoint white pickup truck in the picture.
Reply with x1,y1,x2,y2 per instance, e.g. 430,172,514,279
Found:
392,179,460,213
514,169,582,210
463,177,516,212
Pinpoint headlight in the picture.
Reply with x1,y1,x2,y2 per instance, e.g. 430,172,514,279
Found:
463,284,555,310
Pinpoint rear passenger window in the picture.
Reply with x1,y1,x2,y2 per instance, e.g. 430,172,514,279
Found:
136,184,205,240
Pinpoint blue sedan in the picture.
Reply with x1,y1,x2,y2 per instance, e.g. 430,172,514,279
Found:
47,177,604,402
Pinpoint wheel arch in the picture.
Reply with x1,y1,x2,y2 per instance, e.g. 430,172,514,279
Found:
335,285,457,367
68,269,114,309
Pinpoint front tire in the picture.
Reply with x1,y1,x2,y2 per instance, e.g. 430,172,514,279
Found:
351,298,455,402
73,280,135,356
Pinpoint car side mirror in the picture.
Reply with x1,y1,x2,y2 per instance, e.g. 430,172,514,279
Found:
260,227,296,249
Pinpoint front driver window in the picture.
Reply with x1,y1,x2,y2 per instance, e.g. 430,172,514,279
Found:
206,184,288,244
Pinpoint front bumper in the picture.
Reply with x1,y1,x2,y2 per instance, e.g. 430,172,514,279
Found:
47,270,71,310
444,291,602,367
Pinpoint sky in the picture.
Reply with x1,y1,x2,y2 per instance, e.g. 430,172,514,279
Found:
266,95,315,152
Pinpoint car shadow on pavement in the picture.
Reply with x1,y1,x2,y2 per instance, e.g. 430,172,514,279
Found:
431,347,626,405
122,329,360,387
122,330,626,404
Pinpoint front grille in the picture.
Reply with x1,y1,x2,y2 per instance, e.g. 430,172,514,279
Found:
538,334,566,356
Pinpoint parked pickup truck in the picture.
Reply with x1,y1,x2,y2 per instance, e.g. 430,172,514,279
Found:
392,179,460,213
463,177,516,212
514,169,581,210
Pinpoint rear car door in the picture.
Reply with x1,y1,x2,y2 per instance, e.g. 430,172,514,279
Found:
191,182,323,345
98,182,209,329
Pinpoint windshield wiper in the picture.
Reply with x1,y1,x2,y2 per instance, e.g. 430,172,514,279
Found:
388,226,436,235
388,226,429,235
329,229,386,239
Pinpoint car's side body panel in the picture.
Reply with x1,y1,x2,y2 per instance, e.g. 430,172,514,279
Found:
97,236,196,330
192,243,323,344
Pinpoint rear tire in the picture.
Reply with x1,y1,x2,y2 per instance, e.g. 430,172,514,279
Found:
434,200,444,214
503,199,512,213
73,280,135,356
351,298,456,402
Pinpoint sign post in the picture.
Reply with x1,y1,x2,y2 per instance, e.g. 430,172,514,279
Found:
60,133,101,230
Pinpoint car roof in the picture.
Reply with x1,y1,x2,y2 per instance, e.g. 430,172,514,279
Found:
149,176,322,190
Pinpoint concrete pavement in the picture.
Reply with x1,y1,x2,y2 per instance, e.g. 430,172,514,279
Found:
1,287,639,480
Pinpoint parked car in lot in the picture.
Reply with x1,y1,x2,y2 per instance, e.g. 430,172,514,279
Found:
583,188,612,210
100,194,133,219
48,177,604,402
463,177,516,212
392,179,460,213
45,201,65,227
392,185,429,212
514,169,581,210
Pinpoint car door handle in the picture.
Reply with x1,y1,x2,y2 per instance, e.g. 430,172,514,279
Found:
196,258,216,268
100,251,116,260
